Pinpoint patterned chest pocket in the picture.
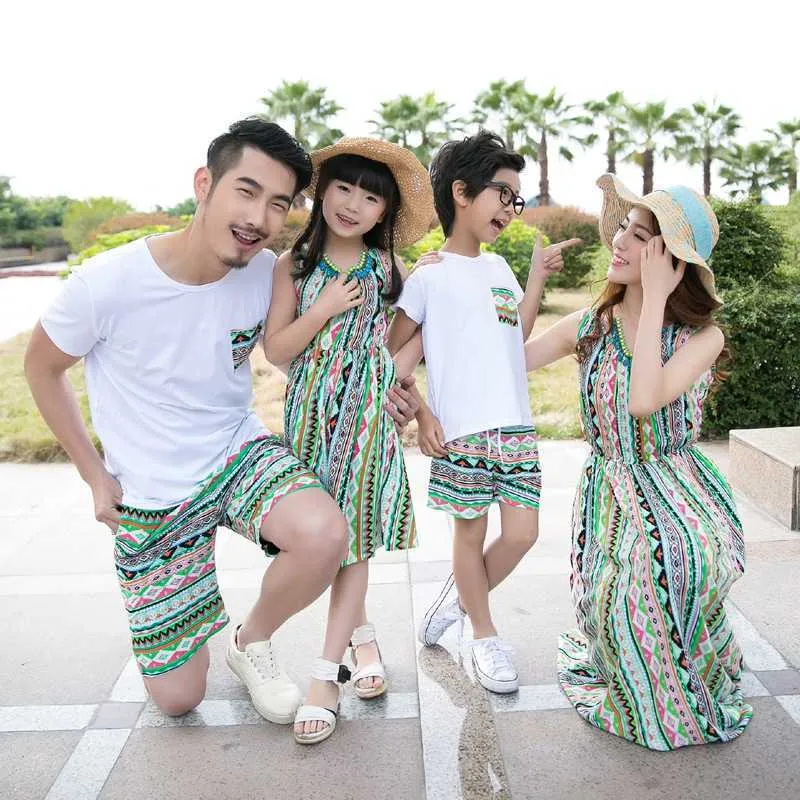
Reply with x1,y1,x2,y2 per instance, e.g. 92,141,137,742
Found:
490,288,519,327
230,320,264,370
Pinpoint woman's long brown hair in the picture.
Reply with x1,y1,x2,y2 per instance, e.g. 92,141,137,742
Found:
576,211,730,384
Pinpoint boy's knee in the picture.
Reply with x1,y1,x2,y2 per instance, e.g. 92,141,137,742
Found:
504,526,538,552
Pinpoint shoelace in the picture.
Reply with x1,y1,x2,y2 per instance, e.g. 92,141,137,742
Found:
248,646,279,680
474,638,515,672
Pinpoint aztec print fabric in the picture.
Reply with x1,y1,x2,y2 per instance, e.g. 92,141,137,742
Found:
428,426,541,518
114,436,321,676
230,321,264,370
557,310,752,750
490,287,520,327
284,249,416,565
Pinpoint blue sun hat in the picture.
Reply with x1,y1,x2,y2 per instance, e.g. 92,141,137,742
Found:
597,173,721,301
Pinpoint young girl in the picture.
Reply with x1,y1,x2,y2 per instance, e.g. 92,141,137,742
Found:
525,174,752,749
263,138,433,744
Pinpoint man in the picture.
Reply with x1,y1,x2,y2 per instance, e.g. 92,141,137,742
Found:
24,118,418,722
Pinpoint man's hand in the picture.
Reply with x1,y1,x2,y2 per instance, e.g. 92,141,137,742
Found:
386,375,420,431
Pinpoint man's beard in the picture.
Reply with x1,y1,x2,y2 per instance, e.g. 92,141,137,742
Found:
222,257,250,269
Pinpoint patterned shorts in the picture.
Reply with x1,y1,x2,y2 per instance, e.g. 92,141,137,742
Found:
114,436,322,677
428,426,541,518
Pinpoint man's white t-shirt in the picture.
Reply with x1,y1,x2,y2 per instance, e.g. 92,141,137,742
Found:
396,251,533,444
40,236,274,508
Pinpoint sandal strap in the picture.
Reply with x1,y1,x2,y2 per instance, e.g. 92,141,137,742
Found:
350,622,377,647
352,661,386,683
294,704,338,726
311,657,351,684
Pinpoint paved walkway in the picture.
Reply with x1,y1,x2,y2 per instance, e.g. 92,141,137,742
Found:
1,441,799,799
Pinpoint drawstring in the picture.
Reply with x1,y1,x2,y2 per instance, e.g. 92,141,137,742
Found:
486,428,504,464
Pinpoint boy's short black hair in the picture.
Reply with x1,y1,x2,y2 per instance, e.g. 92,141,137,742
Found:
429,130,525,235
206,118,313,197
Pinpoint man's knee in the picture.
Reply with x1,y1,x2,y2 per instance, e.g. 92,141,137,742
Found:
147,680,206,717
286,500,348,563
143,649,209,717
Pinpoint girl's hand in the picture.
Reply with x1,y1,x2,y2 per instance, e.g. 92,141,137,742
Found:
529,234,582,283
313,272,363,319
417,410,447,458
641,235,685,301
412,251,443,270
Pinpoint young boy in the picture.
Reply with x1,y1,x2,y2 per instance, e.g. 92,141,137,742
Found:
388,130,578,692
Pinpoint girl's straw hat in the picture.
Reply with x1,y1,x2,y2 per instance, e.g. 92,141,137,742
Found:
597,173,721,301
306,137,435,248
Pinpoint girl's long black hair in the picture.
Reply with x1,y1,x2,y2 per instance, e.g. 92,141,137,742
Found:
291,154,403,303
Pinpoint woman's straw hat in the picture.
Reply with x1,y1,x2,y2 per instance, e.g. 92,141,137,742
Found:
597,173,721,301
306,137,434,248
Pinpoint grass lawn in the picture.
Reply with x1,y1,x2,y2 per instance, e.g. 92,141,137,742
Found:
0,288,590,462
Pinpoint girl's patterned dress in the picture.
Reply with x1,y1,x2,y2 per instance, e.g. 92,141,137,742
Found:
284,249,416,565
557,310,753,750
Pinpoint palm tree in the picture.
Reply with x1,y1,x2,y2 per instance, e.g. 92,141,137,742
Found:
516,88,594,206
624,101,687,194
671,100,741,196
583,91,629,174
766,118,800,198
259,80,344,151
370,92,460,167
719,142,786,203
472,79,528,150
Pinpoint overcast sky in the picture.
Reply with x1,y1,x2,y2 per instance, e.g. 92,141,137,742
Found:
2,0,798,215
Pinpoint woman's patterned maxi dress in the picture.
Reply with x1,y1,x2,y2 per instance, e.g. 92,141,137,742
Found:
557,311,752,750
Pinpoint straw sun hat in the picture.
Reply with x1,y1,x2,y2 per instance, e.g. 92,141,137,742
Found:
597,173,721,302
305,137,434,249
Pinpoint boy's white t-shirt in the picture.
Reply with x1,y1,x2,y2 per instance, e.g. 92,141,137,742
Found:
396,251,533,443
40,236,275,508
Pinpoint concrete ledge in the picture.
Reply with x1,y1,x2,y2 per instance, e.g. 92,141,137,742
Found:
730,427,800,531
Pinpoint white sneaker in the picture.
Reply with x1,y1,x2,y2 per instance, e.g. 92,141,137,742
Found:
226,627,302,724
418,575,466,646
470,637,519,694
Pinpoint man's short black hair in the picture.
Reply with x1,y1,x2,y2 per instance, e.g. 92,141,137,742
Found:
429,130,525,236
206,118,312,197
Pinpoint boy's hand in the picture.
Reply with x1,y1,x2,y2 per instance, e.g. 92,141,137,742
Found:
529,234,582,283
87,469,123,533
417,410,447,458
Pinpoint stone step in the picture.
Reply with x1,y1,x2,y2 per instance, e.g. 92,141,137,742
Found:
730,427,800,531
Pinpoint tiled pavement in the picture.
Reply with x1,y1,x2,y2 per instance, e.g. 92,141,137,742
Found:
1,441,799,799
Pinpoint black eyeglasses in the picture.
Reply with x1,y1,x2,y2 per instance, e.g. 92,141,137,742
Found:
486,182,525,215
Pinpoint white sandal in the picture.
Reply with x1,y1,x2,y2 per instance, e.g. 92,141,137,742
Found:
294,658,350,745
349,623,387,700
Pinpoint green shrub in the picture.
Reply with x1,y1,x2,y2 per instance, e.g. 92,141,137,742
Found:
703,285,800,436
763,193,800,277
400,226,446,268
710,199,786,290
522,206,600,288
63,197,134,253
0,226,66,250
485,219,547,286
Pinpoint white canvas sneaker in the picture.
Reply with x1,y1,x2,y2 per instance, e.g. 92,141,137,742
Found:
226,627,302,724
418,575,466,646
470,636,519,694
